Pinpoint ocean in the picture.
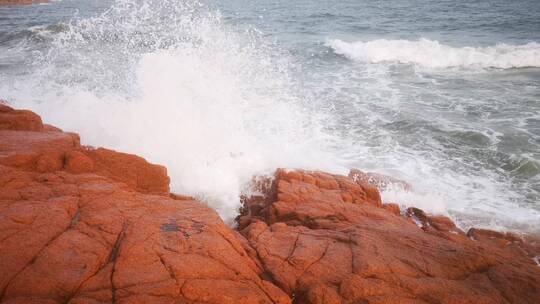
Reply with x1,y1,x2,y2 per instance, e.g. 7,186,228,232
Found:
1,0,539,232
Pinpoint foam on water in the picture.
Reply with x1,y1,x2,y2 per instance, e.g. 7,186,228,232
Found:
326,38,540,69
1,0,343,222
303,60,540,233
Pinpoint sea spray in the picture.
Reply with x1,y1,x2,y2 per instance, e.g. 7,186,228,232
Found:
3,0,343,222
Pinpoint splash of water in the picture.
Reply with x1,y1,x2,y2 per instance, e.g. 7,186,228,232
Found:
2,0,343,221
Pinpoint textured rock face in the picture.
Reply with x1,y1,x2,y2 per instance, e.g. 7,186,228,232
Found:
238,169,540,304
0,104,43,131
0,104,289,304
1,104,540,304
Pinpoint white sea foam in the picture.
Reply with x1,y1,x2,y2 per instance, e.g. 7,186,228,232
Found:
1,0,343,222
326,38,540,69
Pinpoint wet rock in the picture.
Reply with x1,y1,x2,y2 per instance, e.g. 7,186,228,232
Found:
349,168,412,191
239,169,540,304
65,150,94,174
0,106,290,304
2,105,539,304
82,147,170,195
0,104,43,131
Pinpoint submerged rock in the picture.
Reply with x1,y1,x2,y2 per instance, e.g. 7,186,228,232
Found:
0,104,538,303
349,168,412,192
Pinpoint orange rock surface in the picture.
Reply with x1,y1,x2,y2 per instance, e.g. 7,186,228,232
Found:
0,104,289,304
1,104,539,303
238,169,540,303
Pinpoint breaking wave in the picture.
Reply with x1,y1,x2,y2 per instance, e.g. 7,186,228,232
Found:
1,0,343,222
326,38,540,69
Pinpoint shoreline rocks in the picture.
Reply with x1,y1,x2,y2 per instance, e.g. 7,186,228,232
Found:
0,104,539,303
0,104,289,304
237,169,540,303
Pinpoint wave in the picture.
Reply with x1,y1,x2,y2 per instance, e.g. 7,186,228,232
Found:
326,38,540,69
1,0,343,223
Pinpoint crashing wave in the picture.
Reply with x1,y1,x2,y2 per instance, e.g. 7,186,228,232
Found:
326,38,540,69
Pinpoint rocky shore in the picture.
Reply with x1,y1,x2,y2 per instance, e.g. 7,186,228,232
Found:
0,104,539,303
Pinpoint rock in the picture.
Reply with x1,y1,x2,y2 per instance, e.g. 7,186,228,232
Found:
0,106,290,304
82,147,170,195
382,202,401,215
349,168,412,191
35,151,64,173
43,124,62,132
468,228,540,261
0,130,78,171
170,193,196,201
238,169,540,304
0,104,43,131
64,150,94,174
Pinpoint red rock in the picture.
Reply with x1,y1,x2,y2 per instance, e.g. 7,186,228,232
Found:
429,215,458,232
0,104,43,131
65,150,94,174
43,124,62,132
82,147,170,195
0,130,78,171
0,106,290,304
170,193,196,201
35,151,64,173
382,202,401,215
239,169,540,303
468,228,540,261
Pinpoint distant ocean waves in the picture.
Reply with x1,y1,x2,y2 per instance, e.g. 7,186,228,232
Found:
326,38,540,69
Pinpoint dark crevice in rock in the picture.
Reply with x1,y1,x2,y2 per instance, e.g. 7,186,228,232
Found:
285,233,301,265
70,203,81,228
109,222,128,304
157,253,182,294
